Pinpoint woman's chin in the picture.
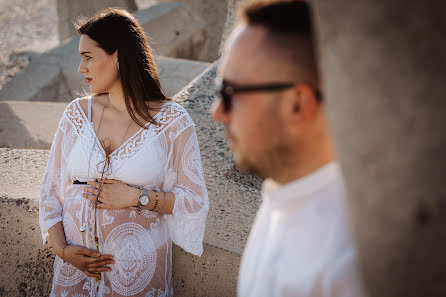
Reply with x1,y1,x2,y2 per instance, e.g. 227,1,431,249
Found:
90,86,105,94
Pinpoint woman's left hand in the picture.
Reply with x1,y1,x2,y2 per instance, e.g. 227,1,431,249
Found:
83,179,138,209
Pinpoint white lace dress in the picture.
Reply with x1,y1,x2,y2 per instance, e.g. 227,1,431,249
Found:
39,98,209,297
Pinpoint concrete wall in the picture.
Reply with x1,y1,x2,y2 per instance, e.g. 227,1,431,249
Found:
151,0,228,62
313,1,446,296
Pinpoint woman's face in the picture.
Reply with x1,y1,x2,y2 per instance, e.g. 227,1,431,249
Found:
78,34,120,94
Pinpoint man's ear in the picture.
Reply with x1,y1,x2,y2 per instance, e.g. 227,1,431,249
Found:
286,84,319,129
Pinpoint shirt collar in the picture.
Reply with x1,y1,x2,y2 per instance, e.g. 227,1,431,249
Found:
262,161,343,205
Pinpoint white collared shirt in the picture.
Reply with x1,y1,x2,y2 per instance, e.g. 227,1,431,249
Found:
238,162,366,297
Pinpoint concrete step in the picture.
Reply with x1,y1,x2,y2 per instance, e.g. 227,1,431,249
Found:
0,101,67,149
156,56,210,97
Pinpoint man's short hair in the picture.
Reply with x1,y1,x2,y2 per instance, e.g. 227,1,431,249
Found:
238,0,320,99
240,0,314,38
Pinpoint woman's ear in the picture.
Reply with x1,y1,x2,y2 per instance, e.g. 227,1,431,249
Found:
112,50,119,62
113,50,119,70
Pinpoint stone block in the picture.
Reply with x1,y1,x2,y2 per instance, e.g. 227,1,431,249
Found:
136,2,208,60
57,0,137,42
140,0,228,62
155,56,210,98
0,101,67,149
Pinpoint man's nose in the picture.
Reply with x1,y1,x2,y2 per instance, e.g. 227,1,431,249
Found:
210,98,230,123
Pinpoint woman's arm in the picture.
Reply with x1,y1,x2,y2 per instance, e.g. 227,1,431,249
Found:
162,122,209,256
48,222,67,258
40,103,114,280
82,179,175,214
48,222,114,281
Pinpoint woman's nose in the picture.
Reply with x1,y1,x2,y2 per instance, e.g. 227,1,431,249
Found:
78,61,87,74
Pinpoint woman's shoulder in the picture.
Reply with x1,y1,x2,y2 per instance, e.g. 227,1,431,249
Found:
62,96,84,117
72,94,107,115
60,95,95,126
72,96,88,113
160,101,190,120
159,101,195,125
64,94,106,116
157,101,195,135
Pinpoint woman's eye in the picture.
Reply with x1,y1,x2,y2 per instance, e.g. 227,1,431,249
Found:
86,56,92,60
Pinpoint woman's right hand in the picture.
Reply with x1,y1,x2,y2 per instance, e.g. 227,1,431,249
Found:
63,245,114,281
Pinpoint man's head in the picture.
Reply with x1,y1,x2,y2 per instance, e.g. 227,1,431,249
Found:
212,0,334,184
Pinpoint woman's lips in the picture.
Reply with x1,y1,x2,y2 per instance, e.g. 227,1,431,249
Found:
86,78,92,84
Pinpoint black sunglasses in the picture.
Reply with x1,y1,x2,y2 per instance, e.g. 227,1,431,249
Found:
215,79,323,112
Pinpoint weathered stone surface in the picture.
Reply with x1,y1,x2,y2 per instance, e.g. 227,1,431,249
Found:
172,244,239,297
313,1,446,296
137,2,207,61
156,56,210,98
0,203,53,297
57,0,138,42
0,101,66,149
143,0,228,62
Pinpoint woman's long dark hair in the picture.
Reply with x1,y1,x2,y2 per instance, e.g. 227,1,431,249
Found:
75,7,169,128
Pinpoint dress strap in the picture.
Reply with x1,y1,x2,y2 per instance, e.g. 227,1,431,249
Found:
87,96,92,123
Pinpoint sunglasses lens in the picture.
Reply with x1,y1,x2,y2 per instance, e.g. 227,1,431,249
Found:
222,93,231,112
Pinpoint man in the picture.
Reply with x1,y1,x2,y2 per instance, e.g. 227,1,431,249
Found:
211,1,366,296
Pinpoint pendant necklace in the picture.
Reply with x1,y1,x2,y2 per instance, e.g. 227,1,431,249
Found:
79,99,132,252
92,100,132,249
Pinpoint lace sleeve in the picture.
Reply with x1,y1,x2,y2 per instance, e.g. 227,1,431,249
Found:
39,109,75,244
162,119,209,256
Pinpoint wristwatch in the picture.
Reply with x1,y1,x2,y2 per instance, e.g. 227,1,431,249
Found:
138,190,150,211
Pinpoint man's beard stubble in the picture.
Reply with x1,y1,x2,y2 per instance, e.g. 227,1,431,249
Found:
234,139,293,180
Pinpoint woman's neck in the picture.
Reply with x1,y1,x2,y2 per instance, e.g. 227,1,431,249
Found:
107,85,127,113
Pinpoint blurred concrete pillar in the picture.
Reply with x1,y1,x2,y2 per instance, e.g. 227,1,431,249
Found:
219,0,243,55
313,1,446,296
57,0,137,42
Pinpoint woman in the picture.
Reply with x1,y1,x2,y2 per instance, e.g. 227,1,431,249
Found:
39,8,209,297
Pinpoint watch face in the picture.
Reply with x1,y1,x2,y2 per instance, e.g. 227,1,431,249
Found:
139,194,149,206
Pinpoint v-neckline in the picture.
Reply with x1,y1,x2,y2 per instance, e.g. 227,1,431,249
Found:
75,99,171,157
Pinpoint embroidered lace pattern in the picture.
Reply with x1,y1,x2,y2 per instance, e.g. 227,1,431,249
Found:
39,98,209,297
